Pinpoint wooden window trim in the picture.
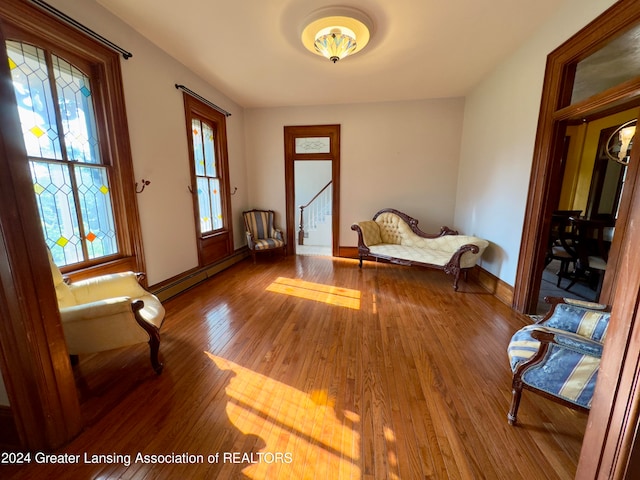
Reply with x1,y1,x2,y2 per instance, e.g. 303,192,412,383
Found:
1,1,145,281
183,93,233,266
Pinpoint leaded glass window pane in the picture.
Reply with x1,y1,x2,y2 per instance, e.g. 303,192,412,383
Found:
192,119,205,176
209,178,222,230
6,40,119,267
197,176,212,233
295,137,331,154
203,122,216,177
74,165,117,259
53,55,101,164
192,118,223,235
30,160,83,265
6,41,62,160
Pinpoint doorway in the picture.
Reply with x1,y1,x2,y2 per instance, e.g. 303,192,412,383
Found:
284,125,341,257
537,108,638,313
513,1,640,476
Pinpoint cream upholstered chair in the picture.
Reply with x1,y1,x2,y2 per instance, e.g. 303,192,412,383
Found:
48,252,165,374
243,209,286,263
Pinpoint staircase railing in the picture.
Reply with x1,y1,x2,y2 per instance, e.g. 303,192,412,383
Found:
298,181,332,245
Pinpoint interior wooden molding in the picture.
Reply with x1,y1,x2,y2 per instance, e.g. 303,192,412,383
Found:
469,266,514,306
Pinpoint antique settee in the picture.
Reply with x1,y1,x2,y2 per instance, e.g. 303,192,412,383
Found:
351,208,489,290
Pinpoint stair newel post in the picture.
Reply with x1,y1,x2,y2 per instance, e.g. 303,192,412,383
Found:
298,205,305,245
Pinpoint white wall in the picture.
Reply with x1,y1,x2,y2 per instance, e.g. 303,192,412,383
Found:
245,98,466,245
49,0,250,285
455,0,618,285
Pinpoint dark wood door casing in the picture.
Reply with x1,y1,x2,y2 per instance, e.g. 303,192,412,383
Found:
284,125,341,256
0,20,82,450
513,0,640,477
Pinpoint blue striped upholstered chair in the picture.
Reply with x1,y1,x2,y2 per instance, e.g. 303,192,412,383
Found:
243,209,287,263
507,297,610,425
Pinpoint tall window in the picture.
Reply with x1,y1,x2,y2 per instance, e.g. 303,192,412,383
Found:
7,41,116,266
1,0,143,277
192,116,224,233
183,94,233,266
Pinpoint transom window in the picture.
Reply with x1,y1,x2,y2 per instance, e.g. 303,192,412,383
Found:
7,40,117,267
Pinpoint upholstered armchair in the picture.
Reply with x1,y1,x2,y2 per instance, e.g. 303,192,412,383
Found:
507,297,610,425
48,252,165,374
243,209,286,263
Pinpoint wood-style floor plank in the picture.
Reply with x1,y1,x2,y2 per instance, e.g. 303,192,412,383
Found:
2,255,587,479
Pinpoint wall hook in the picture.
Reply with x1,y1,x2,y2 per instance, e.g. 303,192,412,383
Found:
136,179,150,194
231,186,238,195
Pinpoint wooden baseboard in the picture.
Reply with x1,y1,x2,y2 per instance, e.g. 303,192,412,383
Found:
0,406,20,450
338,246,359,258
469,265,514,306
150,248,250,302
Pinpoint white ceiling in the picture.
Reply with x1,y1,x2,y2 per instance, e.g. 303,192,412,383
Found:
96,0,566,109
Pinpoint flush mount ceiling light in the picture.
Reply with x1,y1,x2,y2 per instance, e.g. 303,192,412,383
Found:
301,7,372,63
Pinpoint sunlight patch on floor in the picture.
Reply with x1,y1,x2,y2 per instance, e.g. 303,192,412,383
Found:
206,352,361,479
266,277,361,310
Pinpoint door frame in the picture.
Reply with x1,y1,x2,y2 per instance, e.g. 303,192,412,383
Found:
284,125,341,256
513,0,640,476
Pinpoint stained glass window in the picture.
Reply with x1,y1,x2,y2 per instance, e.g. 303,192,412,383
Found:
6,40,118,266
192,118,223,233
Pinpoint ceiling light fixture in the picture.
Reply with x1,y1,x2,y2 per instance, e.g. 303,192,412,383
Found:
301,7,372,63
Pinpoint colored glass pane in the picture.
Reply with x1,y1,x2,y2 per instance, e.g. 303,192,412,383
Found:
29,160,83,265
203,122,217,177
210,178,223,230
74,165,117,259
7,40,119,267
6,41,62,160
53,55,101,164
192,118,205,176
197,176,212,233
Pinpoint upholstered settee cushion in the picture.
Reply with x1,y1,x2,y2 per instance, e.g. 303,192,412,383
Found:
357,220,382,246
507,325,602,409
375,212,411,244
369,245,454,267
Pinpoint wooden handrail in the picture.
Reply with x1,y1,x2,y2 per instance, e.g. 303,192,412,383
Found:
301,181,332,210
298,181,332,245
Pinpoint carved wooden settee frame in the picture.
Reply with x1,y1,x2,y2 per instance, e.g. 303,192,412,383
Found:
351,208,488,291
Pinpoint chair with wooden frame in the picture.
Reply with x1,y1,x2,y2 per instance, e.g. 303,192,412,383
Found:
243,209,287,263
507,296,610,425
48,250,165,374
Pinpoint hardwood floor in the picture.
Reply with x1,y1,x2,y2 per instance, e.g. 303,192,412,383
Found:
3,255,587,479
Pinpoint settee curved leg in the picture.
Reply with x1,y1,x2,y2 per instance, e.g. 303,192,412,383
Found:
358,255,363,268
132,300,164,375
